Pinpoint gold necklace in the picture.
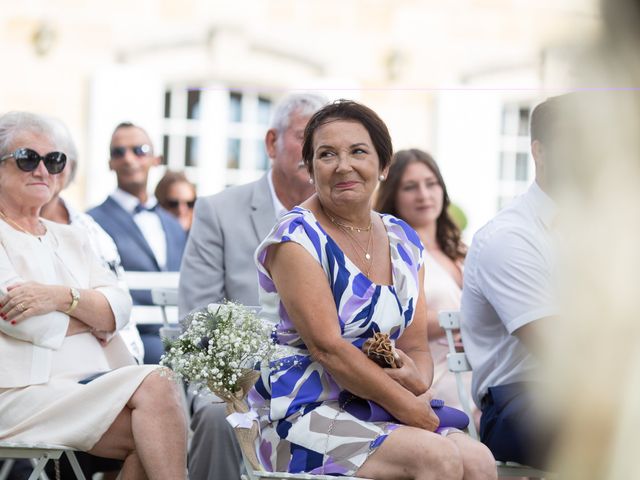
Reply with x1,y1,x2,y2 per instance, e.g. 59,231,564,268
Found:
323,206,372,233
339,223,374,261
335,222,375,277
0,210,46,239
320,204,375,276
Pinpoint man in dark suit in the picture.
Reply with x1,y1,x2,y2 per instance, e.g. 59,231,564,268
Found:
88,122,186,364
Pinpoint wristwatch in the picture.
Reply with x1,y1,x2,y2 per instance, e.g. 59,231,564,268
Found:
65,287,80,315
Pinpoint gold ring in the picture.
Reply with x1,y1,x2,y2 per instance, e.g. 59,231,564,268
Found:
17,303,26,313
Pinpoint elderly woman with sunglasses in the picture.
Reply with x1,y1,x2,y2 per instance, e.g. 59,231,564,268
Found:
0,112,187,480
40,118,145,366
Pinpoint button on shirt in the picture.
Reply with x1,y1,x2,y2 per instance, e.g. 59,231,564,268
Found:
460,182,557,406
110,189,167,269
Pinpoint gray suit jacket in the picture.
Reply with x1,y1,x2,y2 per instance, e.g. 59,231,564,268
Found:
178,174,276,317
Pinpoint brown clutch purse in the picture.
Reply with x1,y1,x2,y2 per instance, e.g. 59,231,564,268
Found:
362,332,403,369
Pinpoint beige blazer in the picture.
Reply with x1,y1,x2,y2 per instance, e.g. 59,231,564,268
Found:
0,219,133,388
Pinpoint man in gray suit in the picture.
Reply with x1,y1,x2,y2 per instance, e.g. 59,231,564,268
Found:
179,93,327,479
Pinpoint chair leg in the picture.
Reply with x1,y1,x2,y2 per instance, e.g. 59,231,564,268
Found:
65,451,87,480
28,458,51,480
27,457,50,480
0,460,15,480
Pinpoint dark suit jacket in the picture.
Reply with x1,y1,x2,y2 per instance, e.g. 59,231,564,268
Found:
178,174,276,317
87,196,187,305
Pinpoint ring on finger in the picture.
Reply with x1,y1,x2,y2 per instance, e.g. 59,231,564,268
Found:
17,302,26,313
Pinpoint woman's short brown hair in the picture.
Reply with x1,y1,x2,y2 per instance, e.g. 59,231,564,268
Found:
301,100,393,174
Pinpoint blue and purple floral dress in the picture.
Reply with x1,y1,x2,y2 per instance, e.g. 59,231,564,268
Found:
249,207,424,475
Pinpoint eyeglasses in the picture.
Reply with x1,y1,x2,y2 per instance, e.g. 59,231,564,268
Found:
110,144,151,159
0,148,67,174
166,199,195,209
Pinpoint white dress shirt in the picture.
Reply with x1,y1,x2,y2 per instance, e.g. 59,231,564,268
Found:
267,170,288,218
460,182,557,406
110,189,167,269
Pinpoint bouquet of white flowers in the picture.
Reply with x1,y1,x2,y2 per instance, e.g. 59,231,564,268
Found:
160,301,276,469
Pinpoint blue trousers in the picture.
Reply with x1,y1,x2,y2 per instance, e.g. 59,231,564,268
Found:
479,382,553,470
137,323,165,364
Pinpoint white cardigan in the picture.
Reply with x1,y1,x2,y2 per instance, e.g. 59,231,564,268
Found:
0,219,133,388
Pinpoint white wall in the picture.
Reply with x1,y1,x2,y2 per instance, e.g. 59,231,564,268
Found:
87,65,164,208
435,91,503,241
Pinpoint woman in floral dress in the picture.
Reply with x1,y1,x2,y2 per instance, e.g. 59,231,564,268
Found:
249,100,496,480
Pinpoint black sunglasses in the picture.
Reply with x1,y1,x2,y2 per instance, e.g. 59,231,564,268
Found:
166,199,196,209
110,144,151,159
0,148,67,174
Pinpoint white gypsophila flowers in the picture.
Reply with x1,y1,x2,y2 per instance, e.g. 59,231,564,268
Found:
160,301,277,397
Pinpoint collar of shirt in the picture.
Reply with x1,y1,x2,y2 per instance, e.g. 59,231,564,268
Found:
110,189,167,268
528,181,556,230
267,170,288,218
110,188,159,215
59,197,80,224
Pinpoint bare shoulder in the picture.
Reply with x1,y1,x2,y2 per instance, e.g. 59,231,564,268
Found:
264,238,316,274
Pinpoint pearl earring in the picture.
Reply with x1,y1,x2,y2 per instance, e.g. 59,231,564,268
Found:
378,174,386,181
308,178,314,184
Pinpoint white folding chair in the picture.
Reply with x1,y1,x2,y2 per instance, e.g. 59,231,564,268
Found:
124,271,180,290
125,271,180,327
0,442,86,480
151,287,180,339
438,311,555,479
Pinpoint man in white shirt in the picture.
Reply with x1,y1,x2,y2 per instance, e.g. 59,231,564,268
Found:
460,96,567,469
88,122,186,363
179,93,327,480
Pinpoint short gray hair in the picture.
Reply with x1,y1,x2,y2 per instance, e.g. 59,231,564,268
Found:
0,111,78,185
269,93,328,134
51,118,78,186
0,111,69,155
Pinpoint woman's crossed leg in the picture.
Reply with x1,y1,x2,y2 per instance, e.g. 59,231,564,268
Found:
88,370,188,480
356,426,496,480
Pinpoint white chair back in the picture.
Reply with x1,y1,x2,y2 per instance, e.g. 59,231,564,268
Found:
438,310,479,440
124,271,180,290
151,288,179,328
126,272,180,325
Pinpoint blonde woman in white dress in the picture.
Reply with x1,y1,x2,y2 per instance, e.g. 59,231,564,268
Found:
376,149,468,407
0,112,187,479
